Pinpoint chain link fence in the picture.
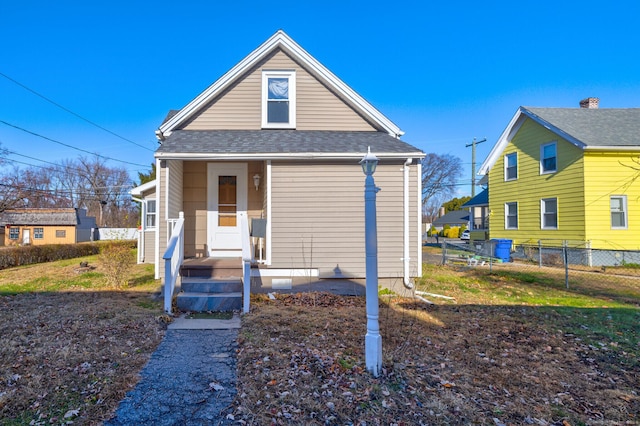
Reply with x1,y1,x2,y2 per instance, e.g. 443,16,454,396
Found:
425,239,640,289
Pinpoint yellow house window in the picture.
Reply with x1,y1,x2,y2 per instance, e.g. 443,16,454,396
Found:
34,228,44,239
56,230,66,238
541,198,558,229
611,196,627,229
540,142,557,174
505,153,517,181
505,202,518,229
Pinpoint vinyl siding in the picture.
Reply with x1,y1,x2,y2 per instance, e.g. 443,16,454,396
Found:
488,119,586,245
270,161,418,278
583,151,640,250
167,160,183,219
143,231,155,263
183,50,376,132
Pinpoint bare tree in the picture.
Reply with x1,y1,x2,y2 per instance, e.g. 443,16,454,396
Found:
0,153,137,226
421,153,463,222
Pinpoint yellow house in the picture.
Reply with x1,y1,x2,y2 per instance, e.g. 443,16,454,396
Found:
479,98,640,257
0,208,97,246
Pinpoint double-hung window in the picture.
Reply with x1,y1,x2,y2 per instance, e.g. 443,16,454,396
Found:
9,227,19,240
505,152,517,181
505,202,518,229
611,196,627,229
262,71,296,129
541,198,558,229
34,228,44,239
145,200,156,229
540,142,557,174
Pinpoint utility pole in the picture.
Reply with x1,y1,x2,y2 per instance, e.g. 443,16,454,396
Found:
465,137,486,197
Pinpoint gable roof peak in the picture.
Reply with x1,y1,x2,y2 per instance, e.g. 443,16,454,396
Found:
156,30,403,140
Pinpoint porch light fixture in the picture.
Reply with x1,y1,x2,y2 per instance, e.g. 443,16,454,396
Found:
360,146,382,377
253,174,261,191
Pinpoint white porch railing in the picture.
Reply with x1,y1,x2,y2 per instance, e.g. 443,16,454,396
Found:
162,212,185,313
239,212,253,314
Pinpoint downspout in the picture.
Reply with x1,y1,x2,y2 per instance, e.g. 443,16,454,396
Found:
131,196,145,263
403,158,413,289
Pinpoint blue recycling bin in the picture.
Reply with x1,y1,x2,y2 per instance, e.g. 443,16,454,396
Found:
493,239,512,262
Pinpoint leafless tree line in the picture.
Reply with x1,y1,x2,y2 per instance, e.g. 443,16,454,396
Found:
0,153,139,227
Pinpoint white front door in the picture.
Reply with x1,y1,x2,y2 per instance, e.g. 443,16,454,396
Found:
22,229,30,245
207,163,247,257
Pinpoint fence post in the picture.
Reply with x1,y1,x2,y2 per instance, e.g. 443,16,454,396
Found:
562,240,569,289
489,240,493,273
538,240,542,268
441,240,447,265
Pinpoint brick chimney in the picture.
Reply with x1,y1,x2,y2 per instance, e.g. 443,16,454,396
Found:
579,97,599,109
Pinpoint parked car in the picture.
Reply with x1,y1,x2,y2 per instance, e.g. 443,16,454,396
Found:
460,229,470,242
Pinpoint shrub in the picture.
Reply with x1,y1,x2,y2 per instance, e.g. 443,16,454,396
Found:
100,241,135,288
0,243,102,270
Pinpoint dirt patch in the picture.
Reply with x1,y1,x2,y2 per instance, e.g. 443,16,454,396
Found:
0,291,165,424
232,293,639,425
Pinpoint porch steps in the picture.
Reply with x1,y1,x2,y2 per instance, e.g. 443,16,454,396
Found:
176,258,244,312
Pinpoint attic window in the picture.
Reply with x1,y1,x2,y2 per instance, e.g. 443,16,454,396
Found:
262,71,296,129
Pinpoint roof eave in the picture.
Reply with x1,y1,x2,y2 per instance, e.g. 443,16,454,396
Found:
157,30,404,139
154,151,425,161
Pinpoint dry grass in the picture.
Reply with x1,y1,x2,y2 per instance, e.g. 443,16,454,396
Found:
1,254,639,425
0,255,165,425
232,292,639,425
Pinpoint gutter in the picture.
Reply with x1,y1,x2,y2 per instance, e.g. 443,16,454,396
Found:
154,152,426,161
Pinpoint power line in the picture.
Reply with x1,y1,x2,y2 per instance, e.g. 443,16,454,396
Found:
0,120,148,167
0,71,154,152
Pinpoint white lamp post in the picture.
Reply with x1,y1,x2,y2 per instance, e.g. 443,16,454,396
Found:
360,146,382,377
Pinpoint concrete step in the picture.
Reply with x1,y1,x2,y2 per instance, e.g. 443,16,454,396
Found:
181,277,242,294
176,292,242,312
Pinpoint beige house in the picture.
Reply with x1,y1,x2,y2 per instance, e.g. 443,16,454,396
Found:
0,208,97,246
151,30,424,296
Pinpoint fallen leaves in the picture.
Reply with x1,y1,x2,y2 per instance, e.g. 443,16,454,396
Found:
234,293,640,425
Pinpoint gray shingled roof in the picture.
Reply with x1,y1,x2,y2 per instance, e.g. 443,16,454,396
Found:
524,107,640,147
432,210,469,226
156,130,423,156
0,210,78,226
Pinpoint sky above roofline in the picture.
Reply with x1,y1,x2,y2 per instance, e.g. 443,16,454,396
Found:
2,0,639,197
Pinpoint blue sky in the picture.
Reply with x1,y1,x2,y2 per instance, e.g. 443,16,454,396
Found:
2,0,639,196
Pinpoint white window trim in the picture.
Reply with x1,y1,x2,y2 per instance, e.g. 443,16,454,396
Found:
540,141,557,174
145,199,157,230
261,70,296,129
34,227,44,239
541,198,558,229
9,227,19,240
505,202,518,230
611,195,628,229
504,152,517,181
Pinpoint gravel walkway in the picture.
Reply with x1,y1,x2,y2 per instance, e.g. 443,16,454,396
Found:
105,328,238,426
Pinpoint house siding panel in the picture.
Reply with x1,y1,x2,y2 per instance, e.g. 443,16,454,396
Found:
488,119,586,245
270,161,416,278
183,50,376,132
583,152,640,250
167,160,183,219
